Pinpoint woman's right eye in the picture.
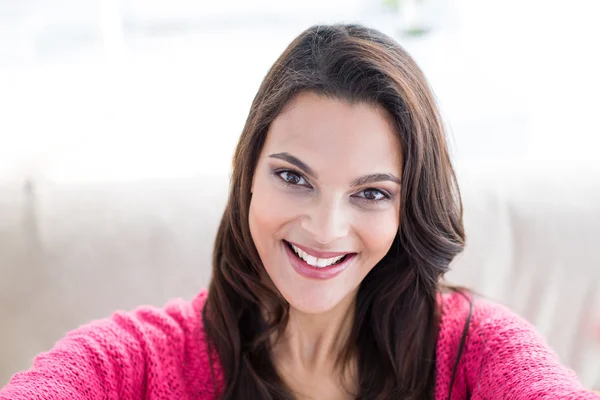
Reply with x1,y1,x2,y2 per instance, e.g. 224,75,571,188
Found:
277,170,308,187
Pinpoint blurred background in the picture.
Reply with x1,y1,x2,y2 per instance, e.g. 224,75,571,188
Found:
1,0,599,391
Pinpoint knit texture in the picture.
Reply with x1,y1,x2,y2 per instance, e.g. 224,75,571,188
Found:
1,290,598,399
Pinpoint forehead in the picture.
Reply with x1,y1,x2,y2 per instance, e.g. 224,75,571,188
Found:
263,92,403,177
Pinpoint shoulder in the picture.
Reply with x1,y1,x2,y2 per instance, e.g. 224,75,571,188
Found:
112,289,210,339
70,289,216,392
72,289,210,357
437,289,550,369
438,289,525,340
436,290,594,399
0,290,218,400
438,289,556,362
435,290,535,398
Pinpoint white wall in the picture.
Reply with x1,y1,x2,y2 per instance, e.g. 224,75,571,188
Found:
0,0,599,184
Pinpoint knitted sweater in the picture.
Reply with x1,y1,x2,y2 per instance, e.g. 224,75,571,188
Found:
1,290,598,400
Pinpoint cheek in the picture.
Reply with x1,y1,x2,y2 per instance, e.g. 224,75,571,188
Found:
356,209,400,263
249,179,298,248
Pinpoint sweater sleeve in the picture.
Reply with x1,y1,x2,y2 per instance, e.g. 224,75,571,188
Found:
466,300,600,399
0,294,210,400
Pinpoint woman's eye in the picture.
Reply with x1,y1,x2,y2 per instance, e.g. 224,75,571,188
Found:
357,188,388,201
278,170,307,186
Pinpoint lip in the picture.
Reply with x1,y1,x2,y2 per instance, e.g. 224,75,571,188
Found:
283,240,356,280
285,240,354,259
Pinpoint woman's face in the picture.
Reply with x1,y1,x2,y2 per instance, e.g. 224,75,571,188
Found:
249,92,402,314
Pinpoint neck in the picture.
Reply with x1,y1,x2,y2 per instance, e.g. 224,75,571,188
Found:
273,291,357,370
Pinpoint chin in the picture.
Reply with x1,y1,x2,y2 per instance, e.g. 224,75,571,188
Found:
288,292,342,315
273,276,357,315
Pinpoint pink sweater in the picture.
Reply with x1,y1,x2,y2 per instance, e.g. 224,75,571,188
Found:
1,290,598,399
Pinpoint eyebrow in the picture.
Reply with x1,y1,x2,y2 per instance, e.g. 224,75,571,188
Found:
268,152,401,187
350,173,401,187
268,152,316,178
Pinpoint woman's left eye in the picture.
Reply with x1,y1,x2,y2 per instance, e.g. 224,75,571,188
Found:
356,188,389,202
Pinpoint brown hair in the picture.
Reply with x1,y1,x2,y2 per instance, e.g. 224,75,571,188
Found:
203,24,466,399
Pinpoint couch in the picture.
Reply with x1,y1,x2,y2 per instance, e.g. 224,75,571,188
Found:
1,164,599,389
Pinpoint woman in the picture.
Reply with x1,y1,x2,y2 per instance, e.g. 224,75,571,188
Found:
1,24,597,400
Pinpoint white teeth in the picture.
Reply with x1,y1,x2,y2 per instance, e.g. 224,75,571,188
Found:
316,258,329,268
290,243,347,268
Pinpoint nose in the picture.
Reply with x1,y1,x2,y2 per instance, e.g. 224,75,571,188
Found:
300,195,350,245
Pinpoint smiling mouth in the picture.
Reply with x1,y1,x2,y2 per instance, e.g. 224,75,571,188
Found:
283,240,352,268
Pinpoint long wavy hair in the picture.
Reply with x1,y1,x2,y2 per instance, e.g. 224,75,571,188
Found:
203,23,466,399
